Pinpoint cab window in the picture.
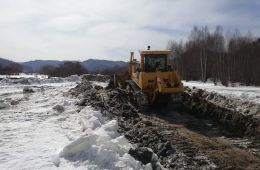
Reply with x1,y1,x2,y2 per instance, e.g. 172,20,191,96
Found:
144,54,167,72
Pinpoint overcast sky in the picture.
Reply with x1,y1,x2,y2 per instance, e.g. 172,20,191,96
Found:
0,0,259,62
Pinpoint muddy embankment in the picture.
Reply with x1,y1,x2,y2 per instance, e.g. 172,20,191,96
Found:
183,87,260,138
70,75,260,170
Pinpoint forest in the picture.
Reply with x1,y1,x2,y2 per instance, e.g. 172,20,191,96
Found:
168,26,260,86
0,63,23,75
39,61,87,77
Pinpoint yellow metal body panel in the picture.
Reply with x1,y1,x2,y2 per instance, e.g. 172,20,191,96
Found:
128,50,183,105
131,71,184,93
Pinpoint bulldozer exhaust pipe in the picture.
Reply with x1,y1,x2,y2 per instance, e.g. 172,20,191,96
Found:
130,52,134,62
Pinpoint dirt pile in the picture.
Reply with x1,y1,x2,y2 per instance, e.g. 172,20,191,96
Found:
52,105,65,113
23,86,34,93
70,75,260,169
81,74,110,82
70,75,217,169
183,87,260,138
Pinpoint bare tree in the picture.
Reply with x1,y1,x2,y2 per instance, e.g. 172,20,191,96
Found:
168,26,260,86
38,61,87,77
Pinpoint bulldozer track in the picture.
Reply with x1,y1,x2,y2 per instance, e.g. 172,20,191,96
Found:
125,80,149,111
141,107,260,169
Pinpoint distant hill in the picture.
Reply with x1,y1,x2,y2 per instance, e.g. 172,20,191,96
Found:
81,59,127,71
21,60,63,72
0,58,16,66
0,57,127,72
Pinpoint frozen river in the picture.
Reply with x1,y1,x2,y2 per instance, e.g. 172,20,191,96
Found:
0,79,150,170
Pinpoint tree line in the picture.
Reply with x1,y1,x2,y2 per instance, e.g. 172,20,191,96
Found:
0,61,88,77
39,61,87,77
167,26,260,86
0,60,126,77
0,63,23,75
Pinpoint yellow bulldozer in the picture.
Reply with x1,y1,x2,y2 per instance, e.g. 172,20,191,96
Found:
125,47,184,111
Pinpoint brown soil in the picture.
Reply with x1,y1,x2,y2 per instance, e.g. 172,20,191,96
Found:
70,75,260,170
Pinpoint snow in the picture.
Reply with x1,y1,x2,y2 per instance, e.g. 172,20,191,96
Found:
58,107,150,170
0,74,81,86
91,81,109,88
184,81,260,104
0,73,48,79
0,76,151,170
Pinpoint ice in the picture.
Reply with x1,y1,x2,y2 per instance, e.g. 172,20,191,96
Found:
63,100,72,106
58,107,150,170
0,76,151,170
51,154,61,167
80,116,102,131
0,74,81,86
0,73,48,79
91,81,109,88
60,135,99,158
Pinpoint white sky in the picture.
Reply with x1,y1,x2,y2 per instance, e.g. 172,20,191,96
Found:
0,0,259,62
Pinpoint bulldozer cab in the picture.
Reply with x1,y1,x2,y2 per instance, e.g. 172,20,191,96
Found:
140,50,173,73
144,54,167,72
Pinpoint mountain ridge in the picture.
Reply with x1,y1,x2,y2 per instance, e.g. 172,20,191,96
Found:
0,57,127,72
0,58,16,66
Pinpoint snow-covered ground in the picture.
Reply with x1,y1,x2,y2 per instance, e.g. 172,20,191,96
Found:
0,74,80,86
184,81,260,104
0,73,48,79
0,77,151,170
